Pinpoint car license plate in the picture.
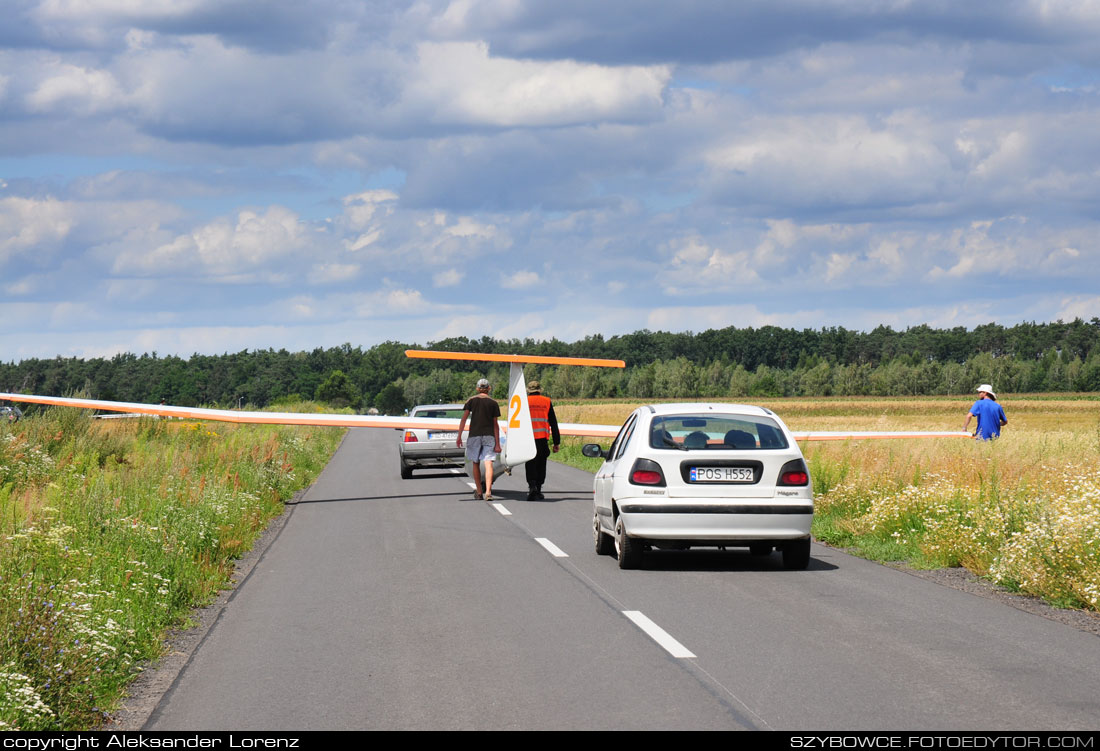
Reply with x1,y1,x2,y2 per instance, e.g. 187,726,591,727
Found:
428,432,457,440
689,467,754,483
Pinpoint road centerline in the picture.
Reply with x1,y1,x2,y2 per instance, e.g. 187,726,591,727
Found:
622,610,696,659
535,537,569,557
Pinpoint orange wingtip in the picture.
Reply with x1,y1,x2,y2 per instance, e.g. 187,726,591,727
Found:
405,350,625,368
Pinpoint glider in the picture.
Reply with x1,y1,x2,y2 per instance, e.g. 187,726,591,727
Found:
1,349,971,476
1,351,627,475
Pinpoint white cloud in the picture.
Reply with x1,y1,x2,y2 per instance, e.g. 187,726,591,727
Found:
1056,295,1100,322
129,206,308,275
660,235,760,294
445,216,497,239
433,268,464,287
345,230,382,252
0,197,74,263
706,114,951,208
405,41,670,128
308,263,360,284
500,270,540,289
26,63,125,115
342,191,398,230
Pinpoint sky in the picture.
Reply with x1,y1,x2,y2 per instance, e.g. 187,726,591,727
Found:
2,0,1099,361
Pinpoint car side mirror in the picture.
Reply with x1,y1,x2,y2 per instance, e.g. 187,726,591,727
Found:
582,443,607,459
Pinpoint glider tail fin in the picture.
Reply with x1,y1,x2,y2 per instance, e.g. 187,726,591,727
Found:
501,363,536,466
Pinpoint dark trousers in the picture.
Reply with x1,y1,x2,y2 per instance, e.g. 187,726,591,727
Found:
525,438,551,487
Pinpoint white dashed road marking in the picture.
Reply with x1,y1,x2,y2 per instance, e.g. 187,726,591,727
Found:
491,503,512,516
622,611,696,659
534,537,568,557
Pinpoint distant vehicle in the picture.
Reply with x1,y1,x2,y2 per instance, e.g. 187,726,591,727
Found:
1,405,22,423
584,403,813,570
398,404,467,479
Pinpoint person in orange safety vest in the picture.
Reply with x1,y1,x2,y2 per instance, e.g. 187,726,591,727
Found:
525,381,560,501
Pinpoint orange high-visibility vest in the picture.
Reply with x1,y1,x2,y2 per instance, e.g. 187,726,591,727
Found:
528,394,552,440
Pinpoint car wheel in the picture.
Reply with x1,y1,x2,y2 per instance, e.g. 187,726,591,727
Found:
614,516,643,570
782,538,811,570
749,543,772,556
400,462,413,480
594,510,614,556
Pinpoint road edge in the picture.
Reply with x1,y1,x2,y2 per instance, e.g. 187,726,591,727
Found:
103,483,310,730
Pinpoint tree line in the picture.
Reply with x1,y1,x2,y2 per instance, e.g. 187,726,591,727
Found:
3,319,1099,414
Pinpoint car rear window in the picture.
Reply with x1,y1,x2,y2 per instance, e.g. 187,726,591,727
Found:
649,414,788,450
413,408,464,419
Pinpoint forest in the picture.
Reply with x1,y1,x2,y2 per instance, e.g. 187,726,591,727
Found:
3,319,1099,414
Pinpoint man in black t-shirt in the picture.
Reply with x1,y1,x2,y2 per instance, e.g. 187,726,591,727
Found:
457,378,502,500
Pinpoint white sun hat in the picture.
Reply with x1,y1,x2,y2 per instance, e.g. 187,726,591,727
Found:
976,384,996,399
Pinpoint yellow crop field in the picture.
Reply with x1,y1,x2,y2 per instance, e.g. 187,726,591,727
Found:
555,394,1100,612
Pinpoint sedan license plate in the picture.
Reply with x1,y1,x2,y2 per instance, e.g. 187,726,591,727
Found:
428,431,458,440
689,466,754,483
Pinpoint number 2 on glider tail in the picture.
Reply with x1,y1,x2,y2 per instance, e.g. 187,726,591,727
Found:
509,395,522,428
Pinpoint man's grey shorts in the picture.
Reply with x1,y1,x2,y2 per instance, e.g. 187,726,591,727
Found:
465,434,497,463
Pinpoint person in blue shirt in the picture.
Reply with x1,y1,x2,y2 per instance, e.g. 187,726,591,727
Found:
964,384,1007,440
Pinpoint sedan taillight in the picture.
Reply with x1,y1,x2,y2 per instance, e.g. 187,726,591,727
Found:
403,431,418,443
629,458,666,486
777,458,809,486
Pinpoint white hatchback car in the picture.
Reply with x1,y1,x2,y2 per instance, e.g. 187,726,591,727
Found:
583,403,813,570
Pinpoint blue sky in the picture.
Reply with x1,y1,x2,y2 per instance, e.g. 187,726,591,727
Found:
2,0,1098,360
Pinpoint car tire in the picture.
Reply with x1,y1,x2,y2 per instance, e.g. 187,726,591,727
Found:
782,538,811,570
749,543,772,556
594,510,614,556
400,462,413,480
615,515,643,570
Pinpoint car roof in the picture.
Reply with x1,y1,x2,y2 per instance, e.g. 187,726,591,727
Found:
643,402,775,418
410,403,465,412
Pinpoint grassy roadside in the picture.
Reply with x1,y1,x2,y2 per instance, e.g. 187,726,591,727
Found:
0,404,343,730
551,394,1100,613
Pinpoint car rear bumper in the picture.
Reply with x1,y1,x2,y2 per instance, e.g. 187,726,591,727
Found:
400,447,465,467
616,499,813,541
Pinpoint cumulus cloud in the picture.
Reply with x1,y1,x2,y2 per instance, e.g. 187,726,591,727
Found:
2,1,1100,358
113,206,310,278
404,41,670,128
659,235,761,294
26,63,125,114
0,196,74,263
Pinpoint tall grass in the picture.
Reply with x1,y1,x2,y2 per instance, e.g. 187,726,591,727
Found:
553,394,1100,612
0,405,342,730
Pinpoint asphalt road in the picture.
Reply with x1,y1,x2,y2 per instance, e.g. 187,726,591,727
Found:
146,428,1100,731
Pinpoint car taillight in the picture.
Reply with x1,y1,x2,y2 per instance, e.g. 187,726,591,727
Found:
629,458,666,486
777,458,809,486
403,431,418,443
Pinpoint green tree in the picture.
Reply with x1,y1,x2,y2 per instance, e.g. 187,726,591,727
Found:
374,382,408,414
315,370,362,409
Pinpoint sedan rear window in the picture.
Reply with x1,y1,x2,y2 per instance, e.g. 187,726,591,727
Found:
412,408,465,419
649,414,788,450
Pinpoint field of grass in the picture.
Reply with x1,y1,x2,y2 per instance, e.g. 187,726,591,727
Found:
552,394,1100,613
0,404,343,730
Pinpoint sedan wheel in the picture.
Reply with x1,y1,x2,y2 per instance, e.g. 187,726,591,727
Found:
594,510,614,556
614,516,643,570
782,538,811,570
400,463,413,479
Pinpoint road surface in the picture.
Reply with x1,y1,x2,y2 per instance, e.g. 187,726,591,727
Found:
146,428,1100,730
